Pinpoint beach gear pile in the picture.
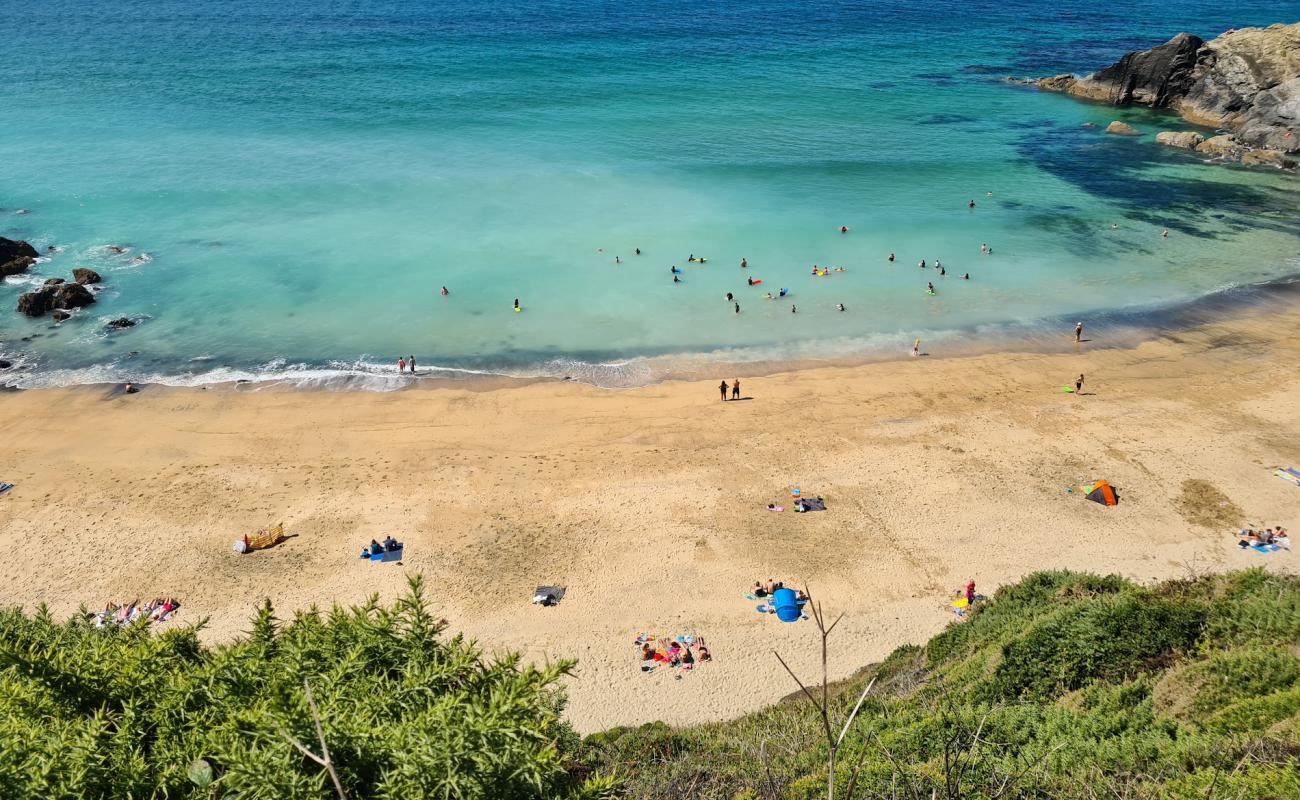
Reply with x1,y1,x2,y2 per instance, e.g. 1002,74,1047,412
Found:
87,598,180,628
636,633,711,673
770,487,827,513
360,536,404,562
0,483,13,497
1237,527,1290,554
532,586,566,606
745,580,809,621
233,523,285,554
1275,467,1300,487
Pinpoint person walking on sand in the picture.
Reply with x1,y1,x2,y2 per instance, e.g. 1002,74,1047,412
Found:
1075,373,1085,393
912,338,921,357
719,380,729,401
398,356,406,373
408,355,416,374
1074,322,1083,343
732,379,740,400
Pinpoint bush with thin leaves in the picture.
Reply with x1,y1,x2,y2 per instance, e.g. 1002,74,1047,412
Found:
0,576,617,800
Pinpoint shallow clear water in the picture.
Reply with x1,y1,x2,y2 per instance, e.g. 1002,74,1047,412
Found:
2,0,1298,388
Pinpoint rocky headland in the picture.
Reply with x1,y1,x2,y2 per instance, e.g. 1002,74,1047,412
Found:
1029,23,1299,168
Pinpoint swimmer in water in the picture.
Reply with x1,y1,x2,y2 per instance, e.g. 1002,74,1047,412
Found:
440,286,448,296
927,282,935,293
833,266,844,272
671,265,681,273
981,243,987,254
673,275,680,283
919,259,926,269
514,298,520,311
747,277,754,286
1161,229,1168,238
837,303,845,312
791,305,797,314
888,252,895,263
811,265,819,275
840,226,849,233
779,288,787,297
734,302,740,314
615,255,621,264
934,259,941,270
962,272,969,280
635,247,641,255
741,258,747,268
1111,224,1118,230
938,266,945,276
688,254,696,262
726,292,733,302
968,199,975,208
765,292,773,300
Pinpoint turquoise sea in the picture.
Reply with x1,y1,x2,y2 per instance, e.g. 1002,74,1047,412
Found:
1,0,1298,388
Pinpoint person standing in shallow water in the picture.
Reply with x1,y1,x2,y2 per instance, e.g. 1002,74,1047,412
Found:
719,380,729,401
1075,322,1083,343
408,355,416,374
732,379,740,400
398,356,406,373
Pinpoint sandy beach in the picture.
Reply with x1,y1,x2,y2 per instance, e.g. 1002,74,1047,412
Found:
1,308,1297,733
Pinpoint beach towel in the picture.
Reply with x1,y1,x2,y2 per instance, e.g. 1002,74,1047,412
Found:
767,506,784,512
1251,543,1281,553
371,546,403,562
796,498,827,512
0,483,12,496
1275,468,1300,487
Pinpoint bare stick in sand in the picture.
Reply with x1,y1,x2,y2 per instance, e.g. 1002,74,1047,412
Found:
772,588,877,800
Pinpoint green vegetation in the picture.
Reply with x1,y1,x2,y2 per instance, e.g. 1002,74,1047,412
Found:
1,570,1296,799
0,576,615,799
582,569,1300,799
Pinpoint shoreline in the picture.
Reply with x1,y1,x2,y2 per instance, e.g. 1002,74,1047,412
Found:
1,299,1298,733
4,270,1299,394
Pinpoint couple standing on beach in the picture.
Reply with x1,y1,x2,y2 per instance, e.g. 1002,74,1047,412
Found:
397,355,417,374
719,379,740,401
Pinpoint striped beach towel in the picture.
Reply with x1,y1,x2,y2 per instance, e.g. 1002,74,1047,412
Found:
1275,468,1300,487
0,484,13,496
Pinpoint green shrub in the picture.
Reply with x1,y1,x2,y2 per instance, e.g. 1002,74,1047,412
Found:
0,577,616,800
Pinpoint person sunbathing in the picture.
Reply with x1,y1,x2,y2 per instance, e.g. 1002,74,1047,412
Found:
369,539,383,556
683,647,695,668
762,579,777,594
383,536,400,551
641,643,654,661
697,640,711,661
753,581,769,598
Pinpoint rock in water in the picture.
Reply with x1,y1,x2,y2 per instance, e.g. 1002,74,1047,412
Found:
16,282,96,317
1106,121,1140,136
1,255,35,277
17,291,52,317
43,277,66,286
0,359,12,370
0,237,39,263
72,268,103,285
53,310,71,322
1155,131,1205,149
106,317,136,330
1031,23,1299,164
1196,134,1246,159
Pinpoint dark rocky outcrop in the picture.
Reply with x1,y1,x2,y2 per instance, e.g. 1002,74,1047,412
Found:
43,277,65,286
16,282,96,318
0,359,11,370
72,268,102,285
53,310,71,322
106,317,136,330
1029,23,1300,167
1,237,38,278
1106,121,1140,135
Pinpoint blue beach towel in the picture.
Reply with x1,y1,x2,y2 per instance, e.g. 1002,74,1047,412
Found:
1251,543,1281,553
0,484,13,496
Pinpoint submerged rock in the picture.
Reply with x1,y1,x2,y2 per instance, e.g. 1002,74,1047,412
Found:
1106,121,1140,136
72,268,102,285
53,310,71,322
1241,149,1298,168
1030,23,1300,165
1155,131,1205,149
43,277,65,286
0,359,11,370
